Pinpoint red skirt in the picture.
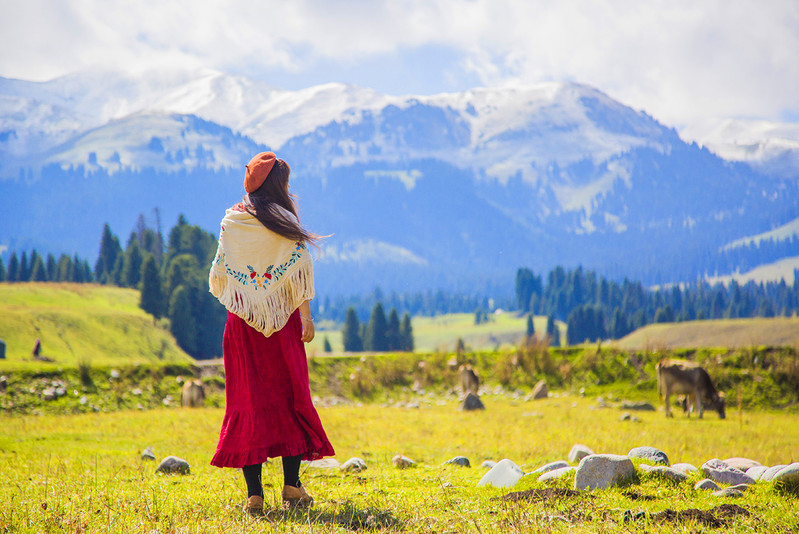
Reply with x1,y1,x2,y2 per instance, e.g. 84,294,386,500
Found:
210,310,335,468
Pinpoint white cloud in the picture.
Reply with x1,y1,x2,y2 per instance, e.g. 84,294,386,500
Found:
1,0,797,127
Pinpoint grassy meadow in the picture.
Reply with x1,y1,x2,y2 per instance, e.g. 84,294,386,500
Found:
0,283,191,370
2,395,799,533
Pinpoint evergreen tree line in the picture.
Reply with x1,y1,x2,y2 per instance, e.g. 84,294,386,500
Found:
341,303,414,352
0,249,93,283
315,287,513,324
516,266,799,345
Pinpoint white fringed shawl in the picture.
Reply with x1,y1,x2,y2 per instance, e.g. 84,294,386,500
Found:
208,205,314,337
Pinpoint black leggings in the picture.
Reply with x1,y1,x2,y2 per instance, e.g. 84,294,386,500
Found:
242,455,302,498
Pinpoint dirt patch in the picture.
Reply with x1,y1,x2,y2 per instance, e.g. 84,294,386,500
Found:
647,504,750,528
500,488,581,503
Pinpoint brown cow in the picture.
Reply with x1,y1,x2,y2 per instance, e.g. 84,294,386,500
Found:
458,364,479,395
656,359,725,419
181,380,205,408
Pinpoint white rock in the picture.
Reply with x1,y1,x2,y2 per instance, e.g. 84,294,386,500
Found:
340,457,368,472
568,444,594,464
574,454,636,491
639,464,687,483
538,466,575,482
695,478,721,491
481,460,497,469
702,458,756,486
304,458,340,469
746,465,768,481
723,457,761,471
531,460,569,475
772,462,799,485
477,459,524,488
671,463,698,474
392,455,416,469
761,464,787,482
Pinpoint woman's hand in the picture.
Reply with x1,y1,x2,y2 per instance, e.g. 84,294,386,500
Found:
300,315,315,343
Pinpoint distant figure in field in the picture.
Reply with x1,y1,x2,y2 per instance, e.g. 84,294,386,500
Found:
459,364,479,395
32,338,41,358
208,152,333,515
656,358,726,419
181,380,205,408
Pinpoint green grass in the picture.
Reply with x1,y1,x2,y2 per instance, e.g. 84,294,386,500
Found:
308,313,566,355
0,283,191,370
2,396,798,533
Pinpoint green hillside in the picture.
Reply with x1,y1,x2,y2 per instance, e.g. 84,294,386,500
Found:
0,283,192,370
614,316,799,350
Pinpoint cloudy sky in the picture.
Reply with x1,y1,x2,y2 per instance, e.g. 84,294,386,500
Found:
2,0,798,129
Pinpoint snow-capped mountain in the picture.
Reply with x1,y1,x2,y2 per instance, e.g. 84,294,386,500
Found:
1,68,797,292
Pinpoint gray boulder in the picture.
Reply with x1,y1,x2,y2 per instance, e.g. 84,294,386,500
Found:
392,455,415,469
746,465,768,481
531,460,569,475
445,456,470,468
713,488,744,498
723,457,761,471
619,401,655,411
761,464,787,482
156,456,190,475
702,458,756,486
772,463,799,485
340,457,368,472
574,454,636,491
141,447,156,461
639,464,687,483
628,446,669,466
672,463,698,474
530,380,548,400
568,444,594,464
727,484,750,492
477,459,524,488
481,460,497,469
538,466,575,483
461,392,485,411
305,458,340,468
694,478,721,491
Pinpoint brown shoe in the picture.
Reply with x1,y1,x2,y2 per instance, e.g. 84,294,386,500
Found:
245,495,264,517
282,485,314,508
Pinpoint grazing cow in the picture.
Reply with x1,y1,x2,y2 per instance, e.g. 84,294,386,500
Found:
458,364,479,395
656,359,725,419
181,380,205,408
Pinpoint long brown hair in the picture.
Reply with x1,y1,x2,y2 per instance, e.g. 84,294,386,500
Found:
242,159,321,246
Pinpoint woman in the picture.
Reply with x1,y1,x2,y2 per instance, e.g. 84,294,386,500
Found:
209,152,334,515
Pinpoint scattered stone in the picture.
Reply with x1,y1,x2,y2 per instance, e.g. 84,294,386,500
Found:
441,482,454,489
141,447,156,461
79,396,88,405
54,386,66,398
628,446,669,466
156,456,190,475
727,484,750,492
162,395,173,406
42,388,56,401
304,458,340,468
721,458,760,472
175,376,184,384
392,455,416,469
461,392,485,411
0,376,7,391
530,380,548,400
620,413,631,421
340,457,367,472
109,369,120,379
130,388,143,396
619,401,655,411
520,412,543,418
445,456,470,468
477,459,524,488
694,479,721,491
672,463,698,474
702,459,756,486
531,460,569,475
406,402,420,409
538,466,575,483
574,454,636,491
760,464,787,482
568,444,594,464
481,460,496,469
772,463,799,485
745,465,768,481
501,488,580,502
639,464,687,483
713,488,744,498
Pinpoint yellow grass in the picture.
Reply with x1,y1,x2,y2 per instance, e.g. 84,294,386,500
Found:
613,316,799,350
0,282,192,370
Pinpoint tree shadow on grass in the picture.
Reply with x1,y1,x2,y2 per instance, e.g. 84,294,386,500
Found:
260,501,404,531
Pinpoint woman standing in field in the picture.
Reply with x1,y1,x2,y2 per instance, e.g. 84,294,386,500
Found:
209,152,334,515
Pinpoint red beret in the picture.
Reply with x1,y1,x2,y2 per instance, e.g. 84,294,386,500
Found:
244,152,277,193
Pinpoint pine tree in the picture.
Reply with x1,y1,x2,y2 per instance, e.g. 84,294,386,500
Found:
56,254,72,282
121,240,144,288
546,314,560,347
95,224,123,284
386,308,401,350
526,314,535,338
72,254,86,282
46,254,57,281
169,285,197,355
7,252,18,282
0,256,6,282
30,254,47,281
364,302,388,351
342,307,363,352
19,251,29,281
400,312,414,352
140,255,165,319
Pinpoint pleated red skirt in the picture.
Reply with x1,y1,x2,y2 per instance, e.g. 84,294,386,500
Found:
210,310,334,468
